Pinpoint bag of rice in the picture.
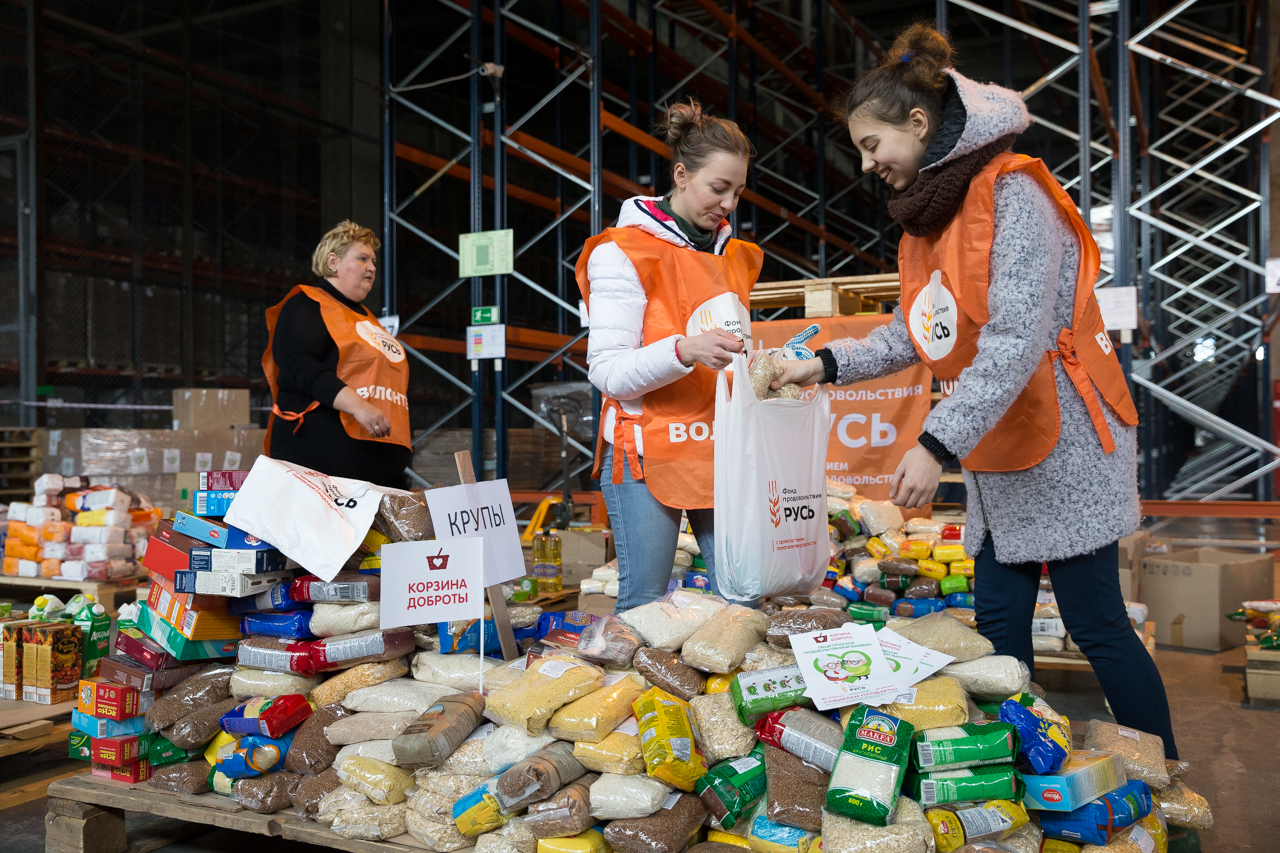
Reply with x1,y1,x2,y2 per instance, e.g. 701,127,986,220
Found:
332,801,408,840
411,650,497,691
633,647,705,701
633,686,709,791
310,626,415,671
589,771,672,820
475,817,537,853
316,784,369,825
336,740,400,767
752,707,842,772
573,717,645,775
482,723,557,775
1083,720,1170,789
336,755,416,805
406,807,472,852
619,590,727,653
826,706,914,826
765,609,852,648
691,692,757,765
884,676,968,730
325,711,420,746
494,741,586,810
904,763,1023,807
229,668,322,700
852,499,904,536
940,656,1030,700
890,612,994,662
438,727,491,776
1151,782,1212,829
908,721,1017,773
310,658,408,707
485,655,605,735
820,798,933,853
603,792,708,853
549,675,643,742
523,773,598,838
681,606,768,674
740,642,796,672
342,678,455,714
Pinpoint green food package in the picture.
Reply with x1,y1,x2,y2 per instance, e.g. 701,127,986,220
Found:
149,735,203,768
729,666,809,726
846,602,892,623
911,721,1019,773
904,762,1024,807
825,705,915,827
877,574,911,591
69,729,91,760
939,574,970,596
695,742,767,829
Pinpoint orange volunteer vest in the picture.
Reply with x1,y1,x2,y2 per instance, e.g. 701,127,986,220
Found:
897,152,1137,472
262,284,412,451
576,225,762,509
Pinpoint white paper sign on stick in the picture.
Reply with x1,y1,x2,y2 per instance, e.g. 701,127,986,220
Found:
380,538,486,628
424,479,526,587
791,624,904,711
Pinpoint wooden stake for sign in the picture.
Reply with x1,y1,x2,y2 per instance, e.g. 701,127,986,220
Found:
454,450,520,661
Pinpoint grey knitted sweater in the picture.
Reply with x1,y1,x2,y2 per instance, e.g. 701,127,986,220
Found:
827,70,1140,564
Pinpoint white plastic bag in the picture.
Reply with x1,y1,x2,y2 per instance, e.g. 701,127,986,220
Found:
224,456,390,581
713,352,830,600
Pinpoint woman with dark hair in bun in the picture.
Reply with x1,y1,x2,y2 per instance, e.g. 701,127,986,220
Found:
777,23,1178,756
576,99,758,610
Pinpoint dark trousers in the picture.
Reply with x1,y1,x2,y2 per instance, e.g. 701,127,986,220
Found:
973,534,1179,759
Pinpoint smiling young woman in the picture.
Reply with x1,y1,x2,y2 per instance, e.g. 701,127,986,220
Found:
776,23,1178,757
576,99,760,610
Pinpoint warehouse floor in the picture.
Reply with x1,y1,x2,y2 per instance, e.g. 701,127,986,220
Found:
0,643,1275,852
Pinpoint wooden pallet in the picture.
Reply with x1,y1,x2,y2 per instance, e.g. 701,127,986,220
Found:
0,719,74,759
1033,621,1156,673
0,575,140,615
46,773,445,853
0,697,77,729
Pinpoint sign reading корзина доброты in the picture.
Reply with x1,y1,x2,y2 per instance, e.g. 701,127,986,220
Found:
380,537,485,629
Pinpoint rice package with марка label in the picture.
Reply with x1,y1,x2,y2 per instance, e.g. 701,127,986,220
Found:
910,721,1019,773
632,685,708,791
825,705,915,827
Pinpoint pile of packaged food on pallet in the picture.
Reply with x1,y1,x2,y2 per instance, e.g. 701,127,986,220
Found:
1229,599,1280,647
51,457,1212,853
3,475,159,581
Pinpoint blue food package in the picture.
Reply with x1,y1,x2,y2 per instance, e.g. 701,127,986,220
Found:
213,730,295,778
893,597,948,617
833,576,865,601
999,699,1070,774
945,592,975,608
240,611,314,639
72,708,147,739
1038,780,1153,845
227,582,309,615
438,618,538,654
536,611,599,640
684,569,710,589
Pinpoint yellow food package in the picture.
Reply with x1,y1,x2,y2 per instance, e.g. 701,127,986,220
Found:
452,778,510,836
898,540,933,561
573,722,645,775
706,672,737,694
933,544,967,563
949,559,975,577
550,676,644,742
709,830,753,848
865,537,889,559
915,559,949,581
925,799,1028,852
336,756,414,805
632,686,708,791
1043,841,1082,853
74,509,113,527
537,829,610,853
204,730,236,766
362,528,393,551
884,676,968,730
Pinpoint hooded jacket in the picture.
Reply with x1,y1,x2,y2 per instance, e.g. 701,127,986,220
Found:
825,69,1140,564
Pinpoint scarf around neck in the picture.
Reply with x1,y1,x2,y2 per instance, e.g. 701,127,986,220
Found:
886,132,1019,238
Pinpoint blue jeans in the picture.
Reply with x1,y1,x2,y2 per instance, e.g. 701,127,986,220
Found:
599,444,718,610
973,534,1179,759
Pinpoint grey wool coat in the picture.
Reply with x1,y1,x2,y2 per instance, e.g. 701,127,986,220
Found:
827,70,1140,565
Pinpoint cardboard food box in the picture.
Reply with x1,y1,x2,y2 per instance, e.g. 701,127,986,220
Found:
1,619,40,699
145,578,242,641
90,733,155,767
575,593,617,618
97,655,204,692
172,513,271,550
72,708,147,740
173,388,250,431
77,677,152,721
1117,532,1152,602
1022,750,1127,811
135,604,239,660
189,547,286,575
1140,548,1275,651
175,568,292,598
21,622,82,704
141,520,200,582
91,757,151,784
69,729,92,760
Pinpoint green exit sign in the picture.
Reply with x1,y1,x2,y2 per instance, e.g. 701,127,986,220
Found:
472,306,501,325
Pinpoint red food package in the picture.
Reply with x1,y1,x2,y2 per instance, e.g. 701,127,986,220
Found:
237,637,316,675
289,571,381,603
753,706,844,773
92,758,151,783
941,525,963,542
309,627,414,672
220,694,313,738
114,627,179,670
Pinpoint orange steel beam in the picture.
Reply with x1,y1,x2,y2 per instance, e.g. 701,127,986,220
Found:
601,111,888,271
688,0,824,110
1141,501,1280,519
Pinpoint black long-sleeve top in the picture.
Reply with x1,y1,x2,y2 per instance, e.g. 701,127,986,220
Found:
268,279,411,488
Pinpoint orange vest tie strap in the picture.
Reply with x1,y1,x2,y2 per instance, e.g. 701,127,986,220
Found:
270,401,319,435
1052,327,1117,455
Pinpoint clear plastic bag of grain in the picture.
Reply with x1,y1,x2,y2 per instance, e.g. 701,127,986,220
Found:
145,665,235,730
232,771,302,813
1083,720,1171,789
149,759,212,794
291,767,342,815
573,717,645,775
819,797,933,853
475,817,537,853
681,606,769,674
494,741,587,811
851,498,905,537
588,772,672,820
414,768,490,801
405,807,472,852
762,743,827,832
632,647,705,701
337,755,416,805
603,792,709,853
285,703,352,774
485,655,605,735
1152,782,1212,829
325,710,420,746
411,650,497,691
766,608,852,648
438,724,493,776
336,740,400,767
309,601,381,638
315,785,369,825
549,675,644,742
482,724,556,775
739,642,796,672
310,658,408,707
888,612,994,662
618,590,727,653
523,773,598,838
883,676,968,731
941,656,1030,700
331,801,408,840
229,667,322,700
691,692,757,765
342,678,455,714
576,616,643,670
164,697,241,749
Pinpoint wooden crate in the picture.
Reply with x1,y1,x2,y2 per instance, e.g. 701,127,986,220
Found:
0,427,41,499
46,773,439,853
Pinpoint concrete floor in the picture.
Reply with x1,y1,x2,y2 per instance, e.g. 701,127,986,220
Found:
0,644,1274,851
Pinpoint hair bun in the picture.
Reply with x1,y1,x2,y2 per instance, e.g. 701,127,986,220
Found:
659,100,707,147
888,22,952,88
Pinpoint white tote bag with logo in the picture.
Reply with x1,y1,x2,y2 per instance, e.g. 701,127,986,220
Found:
713,352,831,600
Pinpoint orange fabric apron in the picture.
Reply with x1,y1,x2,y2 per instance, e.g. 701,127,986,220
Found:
262,284,412,452
576,226,762,509
897,153,1138,472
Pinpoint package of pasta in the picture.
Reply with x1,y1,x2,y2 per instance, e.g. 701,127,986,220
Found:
391,690,486,768
220,694,312,738
763,743,828,832
925,799,1029,852
909,721,1018,773
695,742,766,830
309,627,414,672
633,686,709,791
337,754,415,805
765,608,851,648
1038,780,1152,846
999,699,1069,774
825,706,914,826
572,717,645,775
523,773,598,838
485,654,605,736
729,665,810,725
494,741,587,810
904,763,1023,807
452,777,511,837
753,706,843,772
603,792,708,853
575,615,643,669
291,571,381,603
549,675,643,743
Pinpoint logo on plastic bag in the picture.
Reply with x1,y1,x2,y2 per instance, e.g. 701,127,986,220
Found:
768,481,781,528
